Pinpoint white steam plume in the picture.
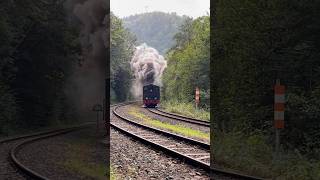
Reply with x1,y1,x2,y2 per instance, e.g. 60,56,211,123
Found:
130,43,167,99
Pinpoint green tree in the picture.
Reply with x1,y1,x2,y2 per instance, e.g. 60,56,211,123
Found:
111,12,136,102
163,16,210,108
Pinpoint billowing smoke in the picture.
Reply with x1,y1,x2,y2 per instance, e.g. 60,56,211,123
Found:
64,0,108,119
130,43,167,98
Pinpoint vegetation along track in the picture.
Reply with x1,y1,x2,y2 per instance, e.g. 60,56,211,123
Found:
147,108,210,127
0,123,93,180
112,102,265,180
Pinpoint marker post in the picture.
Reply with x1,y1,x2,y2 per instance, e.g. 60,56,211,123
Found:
93,104,103,134
195,87,200,109
274,79,285,157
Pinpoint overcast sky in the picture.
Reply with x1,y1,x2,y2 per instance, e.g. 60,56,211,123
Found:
110,0,210,18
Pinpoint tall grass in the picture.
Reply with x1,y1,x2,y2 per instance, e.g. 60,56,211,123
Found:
160,100,210,121
110,166,117,180
213,131,320,179
63,143,107,180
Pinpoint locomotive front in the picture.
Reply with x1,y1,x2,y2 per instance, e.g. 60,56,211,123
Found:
143,84,160,108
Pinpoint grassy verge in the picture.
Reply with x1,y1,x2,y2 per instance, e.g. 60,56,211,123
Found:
214,131,320,179
128,107,209,141
63,142,107,180
110,166,117,180
160,100,210,121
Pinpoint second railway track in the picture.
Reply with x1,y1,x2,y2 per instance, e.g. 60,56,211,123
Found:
0,123,93,180
147,108,210,127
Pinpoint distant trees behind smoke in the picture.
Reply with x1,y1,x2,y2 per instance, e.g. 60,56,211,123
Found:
119,12,210,107
123,12,189,55
110,12,136,103
0,1,81,135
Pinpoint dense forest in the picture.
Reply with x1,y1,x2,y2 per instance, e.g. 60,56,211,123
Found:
213,0,320,178
0,1,82,136
123,12,188,55
110,12,136,103
0,0,107,136
162,16,210,108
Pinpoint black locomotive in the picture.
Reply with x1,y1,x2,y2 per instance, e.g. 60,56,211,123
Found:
143,84,160,108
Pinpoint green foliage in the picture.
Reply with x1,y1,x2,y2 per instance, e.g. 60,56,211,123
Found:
0,0,80,135
213,0,320,177
163,16,210,108
0,81,17,135
111,12,136,102
123,12,188,54
213,0,320,139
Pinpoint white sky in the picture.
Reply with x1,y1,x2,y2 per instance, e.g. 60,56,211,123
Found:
110,0,210,18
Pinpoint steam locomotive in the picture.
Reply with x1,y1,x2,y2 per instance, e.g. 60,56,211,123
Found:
143,84,160,108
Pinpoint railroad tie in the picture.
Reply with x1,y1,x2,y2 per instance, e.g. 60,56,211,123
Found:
185,153,209,156
195,156,210,160
138,134,156,138
148,138,164,142
170,147,194,150
165,144,178,148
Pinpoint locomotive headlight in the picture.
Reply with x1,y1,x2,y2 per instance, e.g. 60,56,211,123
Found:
146,97,148,100
154,97,157,100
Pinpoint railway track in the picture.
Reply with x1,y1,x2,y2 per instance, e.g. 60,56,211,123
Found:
0,123,93,180
147,108,210,127
112,103,265,180
112,104,210,169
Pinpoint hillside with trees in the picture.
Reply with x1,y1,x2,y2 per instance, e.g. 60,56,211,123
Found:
123,12,189,55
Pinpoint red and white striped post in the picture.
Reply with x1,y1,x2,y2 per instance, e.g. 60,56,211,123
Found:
274,79,285,155
195,87,200,109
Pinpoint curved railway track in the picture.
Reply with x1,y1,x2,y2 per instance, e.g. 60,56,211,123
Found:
112,102,265,180
112,104,210,169
0,123,93,180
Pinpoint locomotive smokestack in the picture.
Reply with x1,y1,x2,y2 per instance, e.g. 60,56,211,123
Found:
130,43,167,99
